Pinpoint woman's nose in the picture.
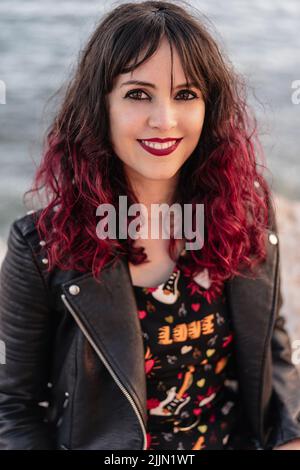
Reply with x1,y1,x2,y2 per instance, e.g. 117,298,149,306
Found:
148,102,178,129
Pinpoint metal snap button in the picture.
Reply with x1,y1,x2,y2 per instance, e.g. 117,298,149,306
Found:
69,285,80,295
63,393,69,408
42,258,49,264
268,232,278,245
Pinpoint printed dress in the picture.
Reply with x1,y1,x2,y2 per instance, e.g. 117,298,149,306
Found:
132,254,253,450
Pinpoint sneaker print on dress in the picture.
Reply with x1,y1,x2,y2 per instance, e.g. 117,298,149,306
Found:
149,365,195,418
151,268,181,304
149,386,191,417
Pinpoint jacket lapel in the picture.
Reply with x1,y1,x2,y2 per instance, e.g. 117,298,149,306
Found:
60,256,148,431
225,229,279,442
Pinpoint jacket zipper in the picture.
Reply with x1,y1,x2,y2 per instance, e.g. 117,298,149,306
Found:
61,294,148,450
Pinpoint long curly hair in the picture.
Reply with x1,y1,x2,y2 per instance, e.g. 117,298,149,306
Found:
24,0,274,285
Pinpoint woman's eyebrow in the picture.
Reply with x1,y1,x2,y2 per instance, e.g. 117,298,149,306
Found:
120,79,199,89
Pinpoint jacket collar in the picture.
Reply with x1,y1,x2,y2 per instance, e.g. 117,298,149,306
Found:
60,229,279,444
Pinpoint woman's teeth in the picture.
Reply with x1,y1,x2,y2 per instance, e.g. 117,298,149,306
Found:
141,140,177,149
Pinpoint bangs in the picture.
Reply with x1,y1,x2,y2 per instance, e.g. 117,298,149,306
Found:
107,15,208,100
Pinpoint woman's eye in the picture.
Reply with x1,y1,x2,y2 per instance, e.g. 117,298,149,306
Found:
125,89,148,100
176,90,198,100
124,89,198,101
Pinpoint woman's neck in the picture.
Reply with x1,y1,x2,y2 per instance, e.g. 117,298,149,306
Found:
126,167,179,208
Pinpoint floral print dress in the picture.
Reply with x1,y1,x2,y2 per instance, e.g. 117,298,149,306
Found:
132,254,252,450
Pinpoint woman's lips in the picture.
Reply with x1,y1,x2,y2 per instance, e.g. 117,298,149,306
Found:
137,138,182,156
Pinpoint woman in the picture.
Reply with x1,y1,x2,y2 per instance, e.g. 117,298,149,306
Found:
0,0,300,450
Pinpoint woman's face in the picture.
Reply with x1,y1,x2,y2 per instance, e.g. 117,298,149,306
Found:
107,36,205,185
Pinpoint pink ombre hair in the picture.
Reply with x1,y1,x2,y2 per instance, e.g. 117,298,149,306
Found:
24,1,274,285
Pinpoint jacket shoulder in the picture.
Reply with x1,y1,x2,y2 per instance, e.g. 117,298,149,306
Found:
1,209,52,298
12,209,43,239
6,209,48,277
8,209,49,259
8,209,85,287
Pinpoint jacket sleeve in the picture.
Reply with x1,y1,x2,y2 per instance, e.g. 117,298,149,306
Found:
265,202,300,449
0,219,55,449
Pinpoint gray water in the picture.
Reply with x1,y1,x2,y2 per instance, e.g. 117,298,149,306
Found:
0,0,300,239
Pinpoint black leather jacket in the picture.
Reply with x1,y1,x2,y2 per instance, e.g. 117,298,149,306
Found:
1,208,300,450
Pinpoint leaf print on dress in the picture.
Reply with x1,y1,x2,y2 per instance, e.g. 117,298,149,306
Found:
186,268,224,304
192,435,206,450
145,345,162,377
197,385,219,408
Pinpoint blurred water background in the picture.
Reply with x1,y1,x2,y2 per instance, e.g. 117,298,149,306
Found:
0,0,300,239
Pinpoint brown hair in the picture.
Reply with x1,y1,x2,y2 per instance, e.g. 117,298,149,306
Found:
25,0,272,286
